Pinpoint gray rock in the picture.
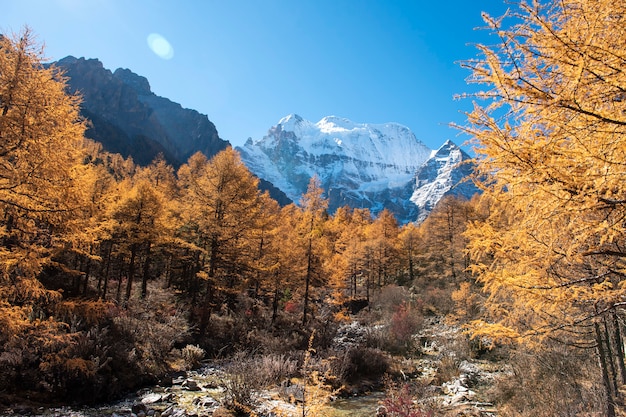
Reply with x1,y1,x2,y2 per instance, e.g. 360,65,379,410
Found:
142,393,163,404
181,378,201,391
192,395,218,408
132,402,148,414
161,392,175,402
280,383,304,403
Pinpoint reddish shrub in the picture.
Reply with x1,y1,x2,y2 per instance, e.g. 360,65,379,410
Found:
388,302,422,353
380,383,433,417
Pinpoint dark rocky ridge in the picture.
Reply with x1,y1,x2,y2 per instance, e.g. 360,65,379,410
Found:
56,56,229,167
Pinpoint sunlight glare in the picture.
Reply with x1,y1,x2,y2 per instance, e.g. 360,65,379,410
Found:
147,33,174,60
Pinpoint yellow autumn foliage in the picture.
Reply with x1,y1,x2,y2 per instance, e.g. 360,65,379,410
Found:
460,0,626,348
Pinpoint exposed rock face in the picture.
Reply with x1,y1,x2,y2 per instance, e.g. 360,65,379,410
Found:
237,114,433,222
238,115,480,223
55,56,229,167
409,140,481,222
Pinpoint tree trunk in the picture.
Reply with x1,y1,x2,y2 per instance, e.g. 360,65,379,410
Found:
100,242,113,300
164,253,173,289
612,310,626,385
140,242,152,299
603,317,619,395
303,236,312,326
82,255,91,296
271,283,279,325
125,243,138,305
74,255,84,295
596,321,617,417
197,280,214,340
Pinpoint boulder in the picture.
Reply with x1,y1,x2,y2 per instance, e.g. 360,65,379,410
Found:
181,378,201,391
141,393,162,405
131,402,148,414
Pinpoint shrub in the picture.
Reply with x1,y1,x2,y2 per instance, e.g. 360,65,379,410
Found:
221,352,299,412
284,300,299,314
419,286,455,316
371,285,411,319
222,352,265,412
258,353,299,385
380,383,434,417
330,346,390,386
199,314,244,357
492,345,604,417
432,352,461,386
244,327,306,354
388,302,423,353
363,302,424,354
112,289,190,377
297,331,339,417
181,344,205,370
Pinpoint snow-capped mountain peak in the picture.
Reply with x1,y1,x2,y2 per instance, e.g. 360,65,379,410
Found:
409,139,480,222
277,113,305,130
316,115,357,133
237,114,479,223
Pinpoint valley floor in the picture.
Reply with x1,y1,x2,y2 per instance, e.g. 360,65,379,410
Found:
1,318,506,417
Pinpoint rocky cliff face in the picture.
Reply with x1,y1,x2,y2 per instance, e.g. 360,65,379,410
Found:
56,56,229,166
237,114,433,218
237,115,479,223
409,140,481,222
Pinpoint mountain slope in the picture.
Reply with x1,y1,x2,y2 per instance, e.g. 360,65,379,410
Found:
409,140,481,222
238,115,431,221
237,114,432,214
238,115,480,223
55,56,229,166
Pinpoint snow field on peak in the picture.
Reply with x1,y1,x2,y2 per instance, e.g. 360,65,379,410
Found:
237,114,479,222
275,115,431,165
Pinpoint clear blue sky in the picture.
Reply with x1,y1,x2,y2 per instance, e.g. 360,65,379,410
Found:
4,1,509,150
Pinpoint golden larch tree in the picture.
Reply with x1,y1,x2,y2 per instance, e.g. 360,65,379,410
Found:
0,28,87,338
298,176,329,325
177,148,264,336
458,1,626,414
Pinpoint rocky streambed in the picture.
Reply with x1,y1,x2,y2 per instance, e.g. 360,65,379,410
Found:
2,320,506,417
1,365,382,417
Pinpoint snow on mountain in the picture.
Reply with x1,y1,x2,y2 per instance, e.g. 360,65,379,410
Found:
237,115,479,223
409,139,480,222
238,114,431,209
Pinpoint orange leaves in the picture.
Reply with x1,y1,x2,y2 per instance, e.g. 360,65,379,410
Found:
0,305,33,342
59,358,98,379
460,0,626,348
54,299,116,327
466,320,520,348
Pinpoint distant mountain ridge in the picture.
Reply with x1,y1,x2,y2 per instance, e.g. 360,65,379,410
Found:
238,115,480,223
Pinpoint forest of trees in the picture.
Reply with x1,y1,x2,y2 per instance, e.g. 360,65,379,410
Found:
1,0,626,416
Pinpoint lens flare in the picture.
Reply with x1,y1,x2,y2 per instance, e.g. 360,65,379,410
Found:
147,33,174,60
